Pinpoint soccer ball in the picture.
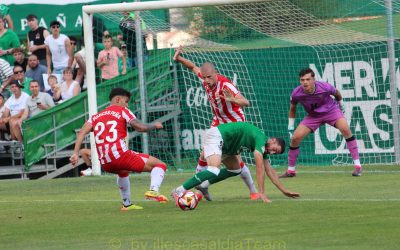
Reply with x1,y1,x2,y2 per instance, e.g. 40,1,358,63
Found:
177,191,199,211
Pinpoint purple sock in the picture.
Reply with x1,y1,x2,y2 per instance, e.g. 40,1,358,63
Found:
346,136,360,163
288,146,300,171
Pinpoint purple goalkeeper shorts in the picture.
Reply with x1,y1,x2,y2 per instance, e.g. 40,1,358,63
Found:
300,109,344,132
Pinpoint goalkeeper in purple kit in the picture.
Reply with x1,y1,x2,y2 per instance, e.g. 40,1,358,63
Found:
280,68,362,178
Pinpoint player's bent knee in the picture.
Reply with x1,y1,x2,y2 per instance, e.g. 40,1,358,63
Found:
154,163,167,171
117,172,129,178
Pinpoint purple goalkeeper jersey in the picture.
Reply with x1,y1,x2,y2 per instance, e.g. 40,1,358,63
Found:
290,81,339,116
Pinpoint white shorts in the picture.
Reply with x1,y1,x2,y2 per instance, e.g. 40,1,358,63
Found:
202,127,223,158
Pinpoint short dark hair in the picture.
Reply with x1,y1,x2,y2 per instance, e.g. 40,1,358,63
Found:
30,79,39,86
299,68,315,78
267,137,286,154
109,88,131,101
26,14,37,21
69,36,77,43
12,48,24,54
50,20,61,27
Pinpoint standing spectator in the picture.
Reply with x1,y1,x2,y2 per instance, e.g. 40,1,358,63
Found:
12,48,29,72
2,81,29,142
74,40,86,89
60,67,80,101
0,5,13,30
45,20,72,74
25,54,47,92
21,80,54,120
26,14,49,66
0,58,13,96
97,35,126,81
12,65,32,95
46,74,61,103
119,9,148,68
0,16,20,64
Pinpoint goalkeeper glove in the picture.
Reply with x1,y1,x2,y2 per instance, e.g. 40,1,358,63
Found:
288,118,295,139
338,101,345,114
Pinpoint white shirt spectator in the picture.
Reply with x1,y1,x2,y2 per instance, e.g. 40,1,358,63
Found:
5,92,29,116
44,34,69,69
0,58,13,84
61,80,80,101
25,92,55,117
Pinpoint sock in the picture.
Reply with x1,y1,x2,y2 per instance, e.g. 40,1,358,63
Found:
117,176,131,206
288,146,300,172
196,159,208,173
346,136,361,166
208,168,241,185
199,180,210,188
149,165,166,192
239,163,257,193
182,166,220,190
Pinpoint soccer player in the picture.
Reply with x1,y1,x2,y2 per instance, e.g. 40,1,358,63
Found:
173,45,259,201
280,68,362,178
70,88,169,211
172,122,300,204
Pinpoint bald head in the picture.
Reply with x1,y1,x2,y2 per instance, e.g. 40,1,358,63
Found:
201,62,216,72
200,62,218,88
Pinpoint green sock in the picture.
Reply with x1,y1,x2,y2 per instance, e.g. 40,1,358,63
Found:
209,168,241,185
183,170,217,190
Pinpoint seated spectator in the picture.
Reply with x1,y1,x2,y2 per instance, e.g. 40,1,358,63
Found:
0,15,20,64
96,35,126,81
46,74,61,103
0,58,13,96
0,93,8,142
2,81,29,142
26,14,49,66
12,48,29,72
25,54,47,92
21,80,54,120
60,67,80,101
0,4,13,30
12,65,33,95
45,20,72,74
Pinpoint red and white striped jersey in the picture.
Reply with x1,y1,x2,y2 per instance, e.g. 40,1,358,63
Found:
88,105,135,165
198,72,245,126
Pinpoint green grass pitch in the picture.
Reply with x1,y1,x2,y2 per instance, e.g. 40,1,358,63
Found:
1,165,400,249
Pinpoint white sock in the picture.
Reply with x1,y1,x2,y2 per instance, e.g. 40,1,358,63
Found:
176,185,186,195
196,165,207,173
354,159,361,167
200,180,210,188
288,166,296,172
150,167,165,192
117,176,131,206
240,165,257,193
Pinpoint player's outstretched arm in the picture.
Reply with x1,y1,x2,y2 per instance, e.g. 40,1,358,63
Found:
173,45,200,75
264,159,300,198
70,122,92,166
130,119,163,133
254,151,271,203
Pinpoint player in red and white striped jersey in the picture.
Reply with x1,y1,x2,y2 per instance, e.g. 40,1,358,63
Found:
174,45,259,200
70,88,169,211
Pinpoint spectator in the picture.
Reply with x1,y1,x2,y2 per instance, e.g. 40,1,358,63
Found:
119,8,148,67
60,67,80,101
2,81,30,142
0,58,13,96
12,65,32,95
79,148,92,176
45,20,72,74
0,16,20,64
21,80,54,120
97,35,126,81
25,54,47,92
0,4,13,30
74,40,86,89
46,74,61,103
12,48,29,72
26,14,49,66
0,93,7,143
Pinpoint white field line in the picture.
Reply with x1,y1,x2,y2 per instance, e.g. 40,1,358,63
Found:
1,198,400,203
